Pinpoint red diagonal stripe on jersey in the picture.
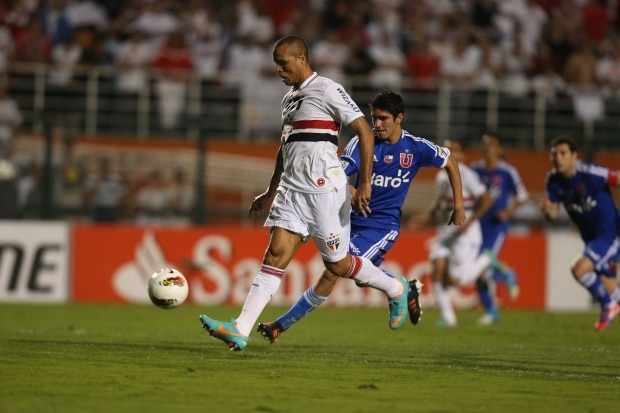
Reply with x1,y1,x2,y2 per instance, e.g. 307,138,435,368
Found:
293,120,340,131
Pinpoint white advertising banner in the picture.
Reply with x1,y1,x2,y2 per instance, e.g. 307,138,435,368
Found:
0,221,70,302
546,230,594,311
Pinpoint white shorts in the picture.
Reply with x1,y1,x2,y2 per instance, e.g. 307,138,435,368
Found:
429,221,482,283
264,185,351,262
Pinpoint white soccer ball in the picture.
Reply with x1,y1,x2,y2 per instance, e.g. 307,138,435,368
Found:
148,268,189,309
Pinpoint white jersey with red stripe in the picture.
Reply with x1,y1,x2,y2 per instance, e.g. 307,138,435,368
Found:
279,72,364,193
429,161,488,274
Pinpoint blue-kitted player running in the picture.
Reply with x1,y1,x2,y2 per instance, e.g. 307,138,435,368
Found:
470,133,528,325
540,135,620,331
257,89,465,343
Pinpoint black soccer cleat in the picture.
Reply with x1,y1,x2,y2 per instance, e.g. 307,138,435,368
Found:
257,321,284,343
407,279,423,325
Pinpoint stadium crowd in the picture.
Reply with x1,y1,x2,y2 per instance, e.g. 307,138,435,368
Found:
0,0,620,98
1,0,620,223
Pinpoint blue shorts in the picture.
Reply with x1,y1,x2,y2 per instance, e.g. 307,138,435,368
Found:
349,226,399,267
584,235,620,278
480,225,507,254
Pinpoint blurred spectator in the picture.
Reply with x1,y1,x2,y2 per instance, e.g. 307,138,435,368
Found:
167,168,194,223
58,137,85,211
262,0,302,35
596,41,620,98
114,29,151,93
311,28,350,85
368,30,406,91
529,41,565,102
440,32,481,91
150,30,193,132
471,31,503,91
0,23,12,78
133,169,170,225
3,0,33,41
188,5,224,83
564,43,599,93
79,29,112,66
406,36,441,92
440,32,481,140
235,0,274,44
113,29,151,133
565,44,603,121
221,34,271,87
495,0,547,58
322,0,353,32
131,0,180,50
12,18,53,63
580,0,611,47
14,157,39,217
470,0,498,32
498,27,531,97
342,32,375,89
83,157,128,223
65,0,109,32
0,87,23,159
0,158,18,218
39,0,75,46
366,2,402,46
338,8,372,48
46,33,83,137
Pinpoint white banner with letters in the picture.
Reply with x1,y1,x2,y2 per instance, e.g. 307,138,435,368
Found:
0,221,69,302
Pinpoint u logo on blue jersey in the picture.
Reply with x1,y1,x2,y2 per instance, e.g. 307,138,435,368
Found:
400,153,413,168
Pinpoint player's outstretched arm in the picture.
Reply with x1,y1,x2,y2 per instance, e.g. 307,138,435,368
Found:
348,116,374,217
249,145,284,218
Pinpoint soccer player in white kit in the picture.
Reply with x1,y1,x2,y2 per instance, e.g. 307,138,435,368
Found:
411,139,502,327
198,36,440,350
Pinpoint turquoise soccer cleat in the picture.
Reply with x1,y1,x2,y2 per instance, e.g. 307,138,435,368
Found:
199,315,248,351
388,276,410,330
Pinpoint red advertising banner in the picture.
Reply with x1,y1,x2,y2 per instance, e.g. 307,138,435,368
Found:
71,225,546,309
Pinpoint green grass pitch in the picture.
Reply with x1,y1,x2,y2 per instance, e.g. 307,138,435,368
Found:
1,304,619,413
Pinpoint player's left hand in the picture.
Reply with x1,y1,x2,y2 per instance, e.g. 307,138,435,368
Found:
352,182,372,217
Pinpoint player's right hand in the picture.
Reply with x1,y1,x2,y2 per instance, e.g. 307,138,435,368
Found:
448,207,466,225
249,192,271,218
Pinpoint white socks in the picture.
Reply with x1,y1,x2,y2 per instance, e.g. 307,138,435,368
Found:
459,253,492,286
235,266,284,336
350,256,403,298
434,280,457,326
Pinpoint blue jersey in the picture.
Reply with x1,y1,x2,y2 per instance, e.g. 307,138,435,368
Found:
470,159,528,234
546,161,619,242
340,130,449,230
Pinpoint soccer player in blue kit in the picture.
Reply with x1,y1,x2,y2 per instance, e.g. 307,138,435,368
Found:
540,135,620,331
470,133,528,325
257,89,465,343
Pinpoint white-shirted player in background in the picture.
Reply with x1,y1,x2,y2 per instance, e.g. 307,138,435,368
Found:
410,139,514,327
198,36,457,350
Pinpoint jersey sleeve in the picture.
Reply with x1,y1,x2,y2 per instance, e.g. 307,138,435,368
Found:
577,161,611,191
463,166,487,198
323,82,365,126
417,138,450,169
507,164,529,202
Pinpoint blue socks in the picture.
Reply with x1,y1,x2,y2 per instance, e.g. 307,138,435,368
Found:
580,272,612,306
275,286,328,331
